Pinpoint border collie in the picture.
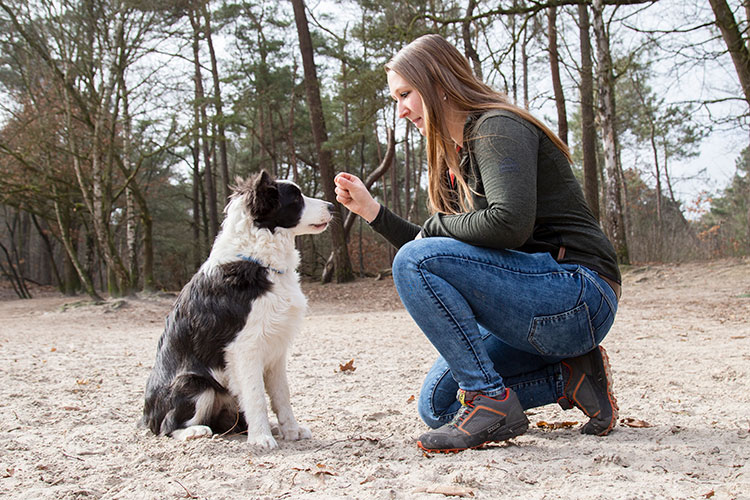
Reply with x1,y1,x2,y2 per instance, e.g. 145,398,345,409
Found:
141,170,334,450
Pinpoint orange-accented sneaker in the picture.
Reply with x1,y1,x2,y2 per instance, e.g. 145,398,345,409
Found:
559,345,619,435
417,388,529,453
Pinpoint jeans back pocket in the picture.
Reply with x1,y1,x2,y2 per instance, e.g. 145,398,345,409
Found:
527,303,596,358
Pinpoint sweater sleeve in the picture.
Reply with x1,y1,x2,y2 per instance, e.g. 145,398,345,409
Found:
421,113,538,249
368,204,422,249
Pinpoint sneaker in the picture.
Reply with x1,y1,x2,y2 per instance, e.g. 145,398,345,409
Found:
559,346,619,436
417,388,529,453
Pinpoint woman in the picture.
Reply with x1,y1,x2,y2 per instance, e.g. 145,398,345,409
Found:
334,34,621,453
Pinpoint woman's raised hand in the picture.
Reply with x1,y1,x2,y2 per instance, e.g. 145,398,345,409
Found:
336,172,423,240
334,172,381,223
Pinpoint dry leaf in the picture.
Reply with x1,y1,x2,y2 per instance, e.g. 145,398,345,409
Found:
406,395,416,403
414,485,474,497
338,359,356,372
620,417,653,428
314,464,336,477
703,490,715,499
536,420,578,430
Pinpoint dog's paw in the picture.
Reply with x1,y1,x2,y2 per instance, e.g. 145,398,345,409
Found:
172,425,213,441
280,424,312,441
246,433,279,451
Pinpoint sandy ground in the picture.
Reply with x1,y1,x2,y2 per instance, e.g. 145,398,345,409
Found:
0,258,749,500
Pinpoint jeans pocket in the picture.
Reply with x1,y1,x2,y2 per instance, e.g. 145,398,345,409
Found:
527,303,595,358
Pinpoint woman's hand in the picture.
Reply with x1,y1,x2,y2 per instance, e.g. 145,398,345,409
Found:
334,172,381,223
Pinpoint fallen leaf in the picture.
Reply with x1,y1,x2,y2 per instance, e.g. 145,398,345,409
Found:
314,464,336,477
704,490,715,498
338,359,356,372
536,420,578,430
360,475,376,485
50,347,56,352
406,395,416,403
413,484,474,497
620,417,653,428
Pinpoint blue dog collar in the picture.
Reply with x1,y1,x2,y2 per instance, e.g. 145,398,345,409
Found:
236,254,285,274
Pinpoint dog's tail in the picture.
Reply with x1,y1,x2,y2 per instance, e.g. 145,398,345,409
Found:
143,369,228,436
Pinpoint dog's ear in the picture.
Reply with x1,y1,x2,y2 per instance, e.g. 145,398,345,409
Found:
247,170,279,217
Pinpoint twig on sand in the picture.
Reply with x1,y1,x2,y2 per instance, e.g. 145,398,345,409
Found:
174,479,199,499
61,451,84,462
217,410,246,438
314,433,390,452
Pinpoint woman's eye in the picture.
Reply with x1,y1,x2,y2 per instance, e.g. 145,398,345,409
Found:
400,91,410,99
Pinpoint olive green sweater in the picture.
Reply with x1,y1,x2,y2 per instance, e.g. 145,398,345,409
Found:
370,109,621,283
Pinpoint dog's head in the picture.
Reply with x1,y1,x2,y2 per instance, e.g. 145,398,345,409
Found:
230,171,334,235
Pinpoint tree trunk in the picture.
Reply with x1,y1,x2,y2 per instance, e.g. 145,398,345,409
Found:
200,2,230,203
0,211,31,299
30,214,63,291
548,6,568,144
578,3,599,221
462,0,483,79
287,59,300,184
321,128,396,282
592,0,628,264
522,23,530,108
511,0,518,103
190,9,219,242
191,140,202,270
290,0,353,283
404,123,411,219
390,135,401,216
52,190,102,301
120,78,139,291
708,0,750,108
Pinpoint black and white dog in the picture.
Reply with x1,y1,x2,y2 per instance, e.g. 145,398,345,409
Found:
141,171,334,450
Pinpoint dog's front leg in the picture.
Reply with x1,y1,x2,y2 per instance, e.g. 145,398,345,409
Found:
226,353,278,450
265,355,311,441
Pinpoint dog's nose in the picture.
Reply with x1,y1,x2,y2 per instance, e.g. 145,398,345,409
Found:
327,202,336,213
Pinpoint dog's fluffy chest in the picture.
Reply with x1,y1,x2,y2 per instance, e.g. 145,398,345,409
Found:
225,272,306,358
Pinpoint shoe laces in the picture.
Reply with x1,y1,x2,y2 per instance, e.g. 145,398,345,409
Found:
450,390,477,427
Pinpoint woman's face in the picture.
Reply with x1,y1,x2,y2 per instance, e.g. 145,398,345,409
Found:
387,70,426,136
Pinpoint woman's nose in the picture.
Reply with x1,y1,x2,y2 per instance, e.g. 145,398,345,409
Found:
397,101,409,119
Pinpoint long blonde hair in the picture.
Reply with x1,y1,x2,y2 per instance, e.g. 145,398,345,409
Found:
385,33,571,214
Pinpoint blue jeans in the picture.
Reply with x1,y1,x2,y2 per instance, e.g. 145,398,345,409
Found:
391,237,618,429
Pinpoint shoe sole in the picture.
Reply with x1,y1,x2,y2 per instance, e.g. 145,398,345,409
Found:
416,419,529,454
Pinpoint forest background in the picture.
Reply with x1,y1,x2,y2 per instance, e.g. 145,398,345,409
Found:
1,0,749,299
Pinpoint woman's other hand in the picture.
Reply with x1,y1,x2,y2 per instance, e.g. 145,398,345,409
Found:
334,172,381,223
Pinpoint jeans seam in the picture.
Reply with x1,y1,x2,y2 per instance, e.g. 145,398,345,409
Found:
421,253,575,281
417,262,498,389
579,267,617,313
429,367,458,420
